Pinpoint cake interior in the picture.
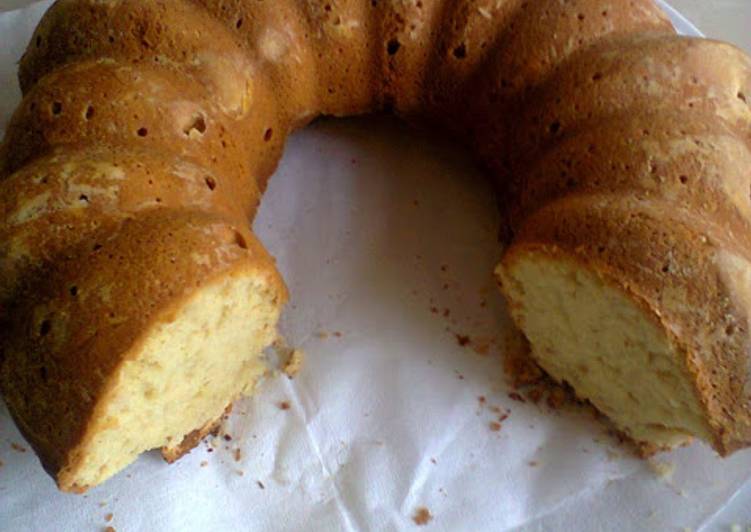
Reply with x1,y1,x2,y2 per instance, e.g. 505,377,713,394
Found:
59,271,280,490
497,250,713,449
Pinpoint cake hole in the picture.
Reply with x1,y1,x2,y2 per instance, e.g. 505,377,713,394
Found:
35,35,42,48
85,105,95,120
51,101,63,115
549,121,561,135
137,127,149,137
577,13,585,21
79,194,89,203
39,320,51,337
235,232,248,249
263,128,273,141
592,72,603,81
726,323,736,336
679,175,688,185
39,366,48,381
69,286,78,297
739,91,747,103
661,264,670,273
183,114,207,136
205,176,217,190
235,18,243,29
453,43,467,59
93,243,103,252
108,35,115,44
387,38,401,55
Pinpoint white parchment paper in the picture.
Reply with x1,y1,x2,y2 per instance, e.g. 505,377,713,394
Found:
1,2,749,530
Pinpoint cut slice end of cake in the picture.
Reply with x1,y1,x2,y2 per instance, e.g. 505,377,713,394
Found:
53,269,284,492
496,247,715,453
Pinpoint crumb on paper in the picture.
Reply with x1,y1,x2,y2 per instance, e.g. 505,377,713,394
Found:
278,400,291,410
478,395,486,404
10,443,26,453
283,349,305,378
333,331,342,338
455,333,470,347
234,448,242,462
200,460,208,467
257,480,265,489
316,331,329,339
649,460,675,480
236,470,244,476
223,434,232,442
104,527,116,532
412,507,433,526
528,461,538,467
104,513,113,523
508,392,525,403
430,457,437,464
489,421,502,432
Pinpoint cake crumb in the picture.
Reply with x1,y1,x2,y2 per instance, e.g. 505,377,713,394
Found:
104,527,116,532
236,470,244,476
333,331,342,338
257,480,265,489
649,460,675,480
278,401,291,410
430,458,437,464
316,331,329,339
455,334,470,347
478,395,486,404
223,434,232,442
489,421,502,432
282,349,305,378
508,392,525,403
200,460,208,467
10,443,26,453
412,507,433,526
234,448,242,462
98,502,107,508
104,513,113,523
528,461,539,467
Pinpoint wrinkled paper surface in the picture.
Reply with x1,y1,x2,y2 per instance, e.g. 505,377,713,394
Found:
1,2,749,530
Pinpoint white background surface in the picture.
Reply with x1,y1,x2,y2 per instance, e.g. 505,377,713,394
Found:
1,1,750,531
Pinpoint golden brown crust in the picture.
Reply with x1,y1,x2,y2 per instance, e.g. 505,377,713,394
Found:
0,0,750,490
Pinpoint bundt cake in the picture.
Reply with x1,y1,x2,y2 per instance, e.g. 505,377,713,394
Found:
1,0,750,493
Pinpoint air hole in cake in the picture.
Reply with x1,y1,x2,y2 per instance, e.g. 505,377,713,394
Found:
577,13,585,21
235,18,243,29
35,35,42,48
549,121,561,135
592,72,603,81
137,127,148,137
387,39,401,55
234,232,248,250
51,101,62,115
39,320,51,337
183,115,207,137
85,105,95,120
739,91,747,103
726,324,736,336
679,175,688,185
263,128,273,142
39,366,48,382
79,194,89,203
453,43,467,59
70,286,78,297
205,176,216,190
